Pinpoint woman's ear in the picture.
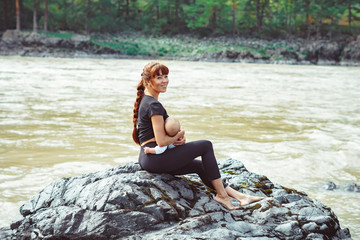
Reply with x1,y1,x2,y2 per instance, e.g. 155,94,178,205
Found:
145,78,152,87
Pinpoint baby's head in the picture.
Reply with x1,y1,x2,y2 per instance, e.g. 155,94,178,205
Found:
165,117,181,137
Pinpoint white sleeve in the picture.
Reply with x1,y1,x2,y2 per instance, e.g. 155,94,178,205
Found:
168,144,176,149
155,145,168,154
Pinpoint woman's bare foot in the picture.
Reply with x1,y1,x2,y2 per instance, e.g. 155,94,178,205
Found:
225,186,264,207
239,196,264,207
214,194,240,210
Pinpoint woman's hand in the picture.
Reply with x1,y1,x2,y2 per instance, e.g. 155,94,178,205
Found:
174,136,186,146
174,128,186,146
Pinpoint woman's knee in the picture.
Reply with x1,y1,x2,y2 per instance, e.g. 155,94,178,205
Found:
200,140,213,150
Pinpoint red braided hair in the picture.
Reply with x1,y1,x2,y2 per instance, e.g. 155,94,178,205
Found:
132,62,169,145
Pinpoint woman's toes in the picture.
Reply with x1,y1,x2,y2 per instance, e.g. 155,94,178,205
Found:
240,196,264,206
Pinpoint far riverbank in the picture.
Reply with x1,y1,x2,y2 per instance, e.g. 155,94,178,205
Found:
1,30,359,66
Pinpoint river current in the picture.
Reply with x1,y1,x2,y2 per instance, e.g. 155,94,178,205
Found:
0,56,359,237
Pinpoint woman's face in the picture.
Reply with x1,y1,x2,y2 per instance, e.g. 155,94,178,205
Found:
149,70,169,94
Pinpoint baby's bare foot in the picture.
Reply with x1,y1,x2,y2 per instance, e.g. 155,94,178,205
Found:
239,196,264,206
214,195,240,210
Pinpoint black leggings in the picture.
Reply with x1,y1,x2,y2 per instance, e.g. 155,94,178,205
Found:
138,140,227,190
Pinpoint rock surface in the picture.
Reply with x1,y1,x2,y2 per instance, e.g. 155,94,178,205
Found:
0,158,352,240
1,30,359,66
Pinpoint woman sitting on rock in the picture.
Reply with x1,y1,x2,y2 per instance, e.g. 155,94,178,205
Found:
132,62,263,210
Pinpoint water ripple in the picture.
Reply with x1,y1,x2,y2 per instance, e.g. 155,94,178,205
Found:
0,57,359,237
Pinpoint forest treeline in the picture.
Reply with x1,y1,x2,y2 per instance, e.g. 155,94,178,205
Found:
1,0,360,39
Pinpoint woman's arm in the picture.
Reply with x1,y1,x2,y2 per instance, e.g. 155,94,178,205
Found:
152,115,185,147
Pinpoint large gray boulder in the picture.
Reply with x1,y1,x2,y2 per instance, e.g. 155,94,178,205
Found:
301,40,345,64
0,158,352,239
1,30,24,45
341,35,360,63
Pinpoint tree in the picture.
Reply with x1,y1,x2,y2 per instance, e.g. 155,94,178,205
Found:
272,0,296,36
86,0,90,34
210,5,217,30
23,0,41,33
175,0,180,33
303,0,312,39
266,0,304,38
1,0,358,37
2,0,9,30
33,0,40,33
16,0,21,30
348,0,352,28
183,0,225,35
346,0,360,33
231,0,238,35
255,0,269,33
321,0,346,38
44,0,48,32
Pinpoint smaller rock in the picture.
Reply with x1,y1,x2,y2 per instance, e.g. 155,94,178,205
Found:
344,183,360,192
323,181,337,190
275,221,303,239
2,30,23,45
285,194,302,203
305,233,325,240
280,49,299,61
22,33,43,46
70,34,91,48
0,227,12,240
44,37,62,47
302,222,318,232
225,50,239,59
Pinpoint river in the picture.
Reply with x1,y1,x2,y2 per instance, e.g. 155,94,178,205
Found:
0,56,359,238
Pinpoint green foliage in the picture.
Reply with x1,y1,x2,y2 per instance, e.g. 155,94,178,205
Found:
88,34,306,62
183,1,210,30
2,0,359,38
42,31,73,39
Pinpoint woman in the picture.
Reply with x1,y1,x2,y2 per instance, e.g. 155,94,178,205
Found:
132,62,263,210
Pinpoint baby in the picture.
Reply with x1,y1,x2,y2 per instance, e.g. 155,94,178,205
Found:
144,116,181,154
